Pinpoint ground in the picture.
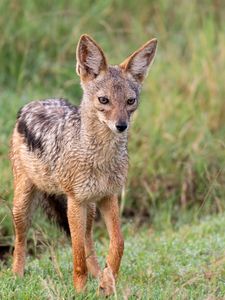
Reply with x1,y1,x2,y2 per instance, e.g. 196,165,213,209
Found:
1,213,225,299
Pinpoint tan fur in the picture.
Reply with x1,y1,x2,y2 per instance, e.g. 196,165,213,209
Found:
10,34,157,296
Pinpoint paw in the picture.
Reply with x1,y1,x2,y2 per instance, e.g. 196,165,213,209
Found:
86,254,101,278
13,262,25,277
74,273,87,293
13,268,24,277
87,259,101,278
98,266,116,297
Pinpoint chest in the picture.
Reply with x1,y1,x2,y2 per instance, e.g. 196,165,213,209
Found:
74,152,128,201
58,134,129,201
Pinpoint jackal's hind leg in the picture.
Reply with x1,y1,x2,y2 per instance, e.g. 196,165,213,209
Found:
85,203,100,278
12,176,36,277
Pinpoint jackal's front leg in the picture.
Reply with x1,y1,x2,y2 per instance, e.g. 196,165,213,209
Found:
98,195,124,296
67,196,88,293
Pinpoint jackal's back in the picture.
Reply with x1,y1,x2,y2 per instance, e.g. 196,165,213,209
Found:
17,98,80,156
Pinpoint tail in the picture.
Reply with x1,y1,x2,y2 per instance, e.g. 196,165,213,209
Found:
39,193,70,236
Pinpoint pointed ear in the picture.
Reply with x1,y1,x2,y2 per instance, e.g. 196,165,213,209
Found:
76,34,108,80
120,39,157,83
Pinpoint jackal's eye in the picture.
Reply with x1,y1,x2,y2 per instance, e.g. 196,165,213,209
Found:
127,98,136,105
98,97,109,104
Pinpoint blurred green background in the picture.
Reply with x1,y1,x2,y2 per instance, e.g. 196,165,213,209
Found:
0,0,225,235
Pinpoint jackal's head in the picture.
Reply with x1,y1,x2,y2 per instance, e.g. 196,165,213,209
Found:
76,35,157,134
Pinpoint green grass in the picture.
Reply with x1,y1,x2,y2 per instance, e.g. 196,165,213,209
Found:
0,0,225,217
1,213,225,299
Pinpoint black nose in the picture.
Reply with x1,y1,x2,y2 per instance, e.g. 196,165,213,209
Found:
116,123,127,132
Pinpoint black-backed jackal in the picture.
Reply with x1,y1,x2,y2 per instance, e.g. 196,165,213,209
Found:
10,34,157,296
